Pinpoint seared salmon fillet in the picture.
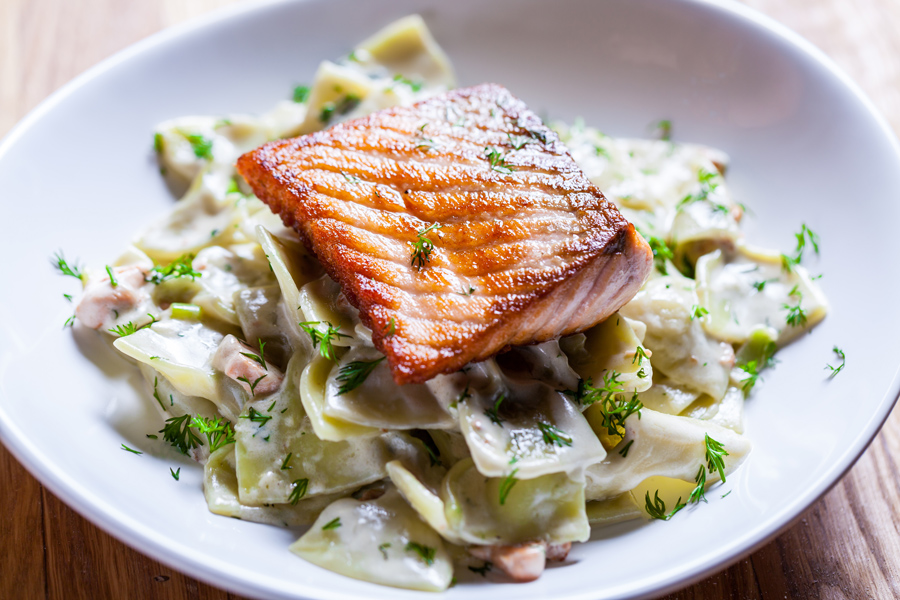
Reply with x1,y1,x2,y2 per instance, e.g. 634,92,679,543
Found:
237,83,652,384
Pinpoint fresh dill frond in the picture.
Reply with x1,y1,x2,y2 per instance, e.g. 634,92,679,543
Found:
498,468,519,505
289,478,309,505
239,339,268,370
688,465,708,504
105,265,118,287
653,119,672,141
483,393,506,426
825,346,846,377
190,415,235,453
51,251,84,280
170,467,181,481
484,147,513,174
298,321,349,361
409,223,444,270
292,85,310,103
645,490,685,521
321,517,342,530
108,314,158,337
184,133,213,159
236,374,267,395
240,407,273,427
159,414,203,455
704,434,729,482
537,422,573,447
336,357,385,395
120,444,142,455
145,254,201,285
392,74,423,92
405,542,436,565
691,305,709,320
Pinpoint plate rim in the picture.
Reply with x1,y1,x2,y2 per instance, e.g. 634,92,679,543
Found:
1,0,899,598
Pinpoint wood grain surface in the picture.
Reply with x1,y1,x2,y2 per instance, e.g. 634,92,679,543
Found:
2,0,899,598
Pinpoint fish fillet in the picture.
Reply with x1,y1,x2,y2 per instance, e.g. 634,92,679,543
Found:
237,83,652,384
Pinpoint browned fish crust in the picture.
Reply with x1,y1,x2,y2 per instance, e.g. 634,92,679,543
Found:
237,83,652,384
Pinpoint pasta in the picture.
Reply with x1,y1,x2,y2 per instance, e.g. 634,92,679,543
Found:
61,14,830,591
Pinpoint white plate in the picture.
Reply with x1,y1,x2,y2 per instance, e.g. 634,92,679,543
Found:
1,0,899,598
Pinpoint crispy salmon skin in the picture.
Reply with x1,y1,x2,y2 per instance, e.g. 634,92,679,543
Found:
237,83,652,384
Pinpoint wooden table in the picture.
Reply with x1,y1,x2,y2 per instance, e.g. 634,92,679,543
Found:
2,0,899,598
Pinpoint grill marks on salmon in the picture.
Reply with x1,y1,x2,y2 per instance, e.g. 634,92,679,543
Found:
237,83,652,384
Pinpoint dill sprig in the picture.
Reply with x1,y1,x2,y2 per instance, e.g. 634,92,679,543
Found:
405,542,436,565
825,346,846,377
498,468,519,505
783,286,808,328
239,339,268,370
190,416,235,453
484,147,513,174
236,374,267,396
537,422,573,447
159,414,203,455
704,434,729,482
594,390,643,437
170,468,180,480
781,223,821,272
644,235,674,275
691,305,709,320
121,444,142,455
468,562,492,576
689,465,707,504
632,346,650,365
483,393,505,426
736,340,777,393
240,406,273,427
336,357,385,395
145,254,201,285
645,490,686,521
292,85,310,103
581,370,624,407
409,223,444,270
105,265,118,287
108,314,158,337
51,251,84,281
653,119,672,141
321,517,342,530
289,478,309,505
184,133,213,159
298,321,349,361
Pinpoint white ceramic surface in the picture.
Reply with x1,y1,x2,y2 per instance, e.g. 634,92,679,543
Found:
1,0,899,599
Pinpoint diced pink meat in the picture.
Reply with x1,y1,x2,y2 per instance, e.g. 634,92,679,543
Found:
468,541,571,582
212,335,283,396
75,265,149,329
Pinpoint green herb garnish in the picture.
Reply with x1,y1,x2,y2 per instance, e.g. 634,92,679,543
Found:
498,469,519,505
321,517,342,530
825,346,846,377
645,490,685,521
405,542,436,565
159,414,203,455
145,254,201,285
336,357,386,394
289,478,309,505
537,422,573,447
292,85,310,103
51,251,84,281
184,133,213,160
483,393,505,426
409,223,443,270
298,321,349,361
484,147,513,174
